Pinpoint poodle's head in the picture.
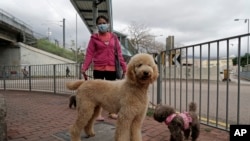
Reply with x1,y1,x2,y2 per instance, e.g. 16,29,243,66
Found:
126,53,159,85
153,105,176,123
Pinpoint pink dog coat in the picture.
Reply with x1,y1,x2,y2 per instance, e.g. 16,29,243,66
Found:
165,112,192,129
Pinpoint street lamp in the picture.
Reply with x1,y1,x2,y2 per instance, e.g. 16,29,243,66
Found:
234,18,249,71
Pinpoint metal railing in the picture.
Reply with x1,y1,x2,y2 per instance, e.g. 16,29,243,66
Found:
149,33,250,131
1,33,250,131
0,63,91,94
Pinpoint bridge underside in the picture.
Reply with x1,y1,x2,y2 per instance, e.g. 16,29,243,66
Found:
0,38,12,46
0,15,36,46
0,20,24,42
70,0,112,34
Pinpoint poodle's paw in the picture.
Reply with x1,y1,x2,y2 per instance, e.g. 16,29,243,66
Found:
85,133,95,138
70,136,81,141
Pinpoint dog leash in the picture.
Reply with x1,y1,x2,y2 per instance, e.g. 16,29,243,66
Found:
149,101,157,107
83,73,93,80
149,101,158,110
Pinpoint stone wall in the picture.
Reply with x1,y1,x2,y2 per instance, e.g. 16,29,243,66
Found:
0,93,7,141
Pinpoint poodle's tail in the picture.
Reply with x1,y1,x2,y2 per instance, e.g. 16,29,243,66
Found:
189,102,197,112
66,80,85,90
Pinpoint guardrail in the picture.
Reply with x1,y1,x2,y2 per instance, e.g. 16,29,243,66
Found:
150,33,250,131
0,63,90,94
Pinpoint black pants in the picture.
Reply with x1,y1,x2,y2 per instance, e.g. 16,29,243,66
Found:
93,70,116,81
93,70,116,116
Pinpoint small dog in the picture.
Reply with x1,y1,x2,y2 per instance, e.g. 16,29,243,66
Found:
69,95,76,108
153,102,200,141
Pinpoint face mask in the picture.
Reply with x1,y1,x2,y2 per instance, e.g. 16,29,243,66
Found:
97,24,109,33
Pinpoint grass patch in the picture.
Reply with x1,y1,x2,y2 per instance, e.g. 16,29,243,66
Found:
35,39,83,62
146,108,155,117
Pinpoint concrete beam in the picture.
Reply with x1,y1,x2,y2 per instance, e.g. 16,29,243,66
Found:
0,31,16,43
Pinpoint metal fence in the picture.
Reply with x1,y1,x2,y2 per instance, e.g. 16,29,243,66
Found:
0,63,92,94
1,33,250,131
149,33,250,131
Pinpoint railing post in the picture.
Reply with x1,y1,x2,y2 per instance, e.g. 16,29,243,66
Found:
157,53,162,104
79,63,82,80
53,65,56,94
3,66,6,91
28,66,31,91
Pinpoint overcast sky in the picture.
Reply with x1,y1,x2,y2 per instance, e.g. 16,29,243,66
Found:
0,0,249,54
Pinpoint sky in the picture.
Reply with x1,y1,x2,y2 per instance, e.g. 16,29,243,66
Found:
0,0,249,55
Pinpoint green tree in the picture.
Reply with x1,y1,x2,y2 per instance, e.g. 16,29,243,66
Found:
232,53,250,67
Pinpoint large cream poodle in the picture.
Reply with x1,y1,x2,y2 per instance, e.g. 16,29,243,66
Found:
66,53,159,141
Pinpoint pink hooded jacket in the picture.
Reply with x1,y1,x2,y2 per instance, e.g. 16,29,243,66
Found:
82,33,127,72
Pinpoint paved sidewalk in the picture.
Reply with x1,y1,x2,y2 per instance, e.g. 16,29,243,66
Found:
2,90,229,141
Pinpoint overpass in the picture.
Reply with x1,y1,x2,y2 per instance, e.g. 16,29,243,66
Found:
0,9,36,46
0,9,37,66
0,9,76,67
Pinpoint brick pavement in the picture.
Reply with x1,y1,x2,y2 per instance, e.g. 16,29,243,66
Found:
2,90,229,141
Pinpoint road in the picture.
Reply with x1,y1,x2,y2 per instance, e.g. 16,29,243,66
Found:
148,75,250,128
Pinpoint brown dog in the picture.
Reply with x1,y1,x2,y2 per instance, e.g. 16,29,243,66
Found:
66,53,158,141
153,102,200,141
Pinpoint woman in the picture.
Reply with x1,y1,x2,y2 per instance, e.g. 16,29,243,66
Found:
81,15,127,120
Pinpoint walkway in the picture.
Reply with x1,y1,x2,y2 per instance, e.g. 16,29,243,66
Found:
2,90,229,141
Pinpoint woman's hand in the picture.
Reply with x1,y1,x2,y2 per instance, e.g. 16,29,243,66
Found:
122,72,126,78
82,71,88,80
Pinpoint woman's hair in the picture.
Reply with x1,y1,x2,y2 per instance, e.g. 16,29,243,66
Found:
96,15,109,24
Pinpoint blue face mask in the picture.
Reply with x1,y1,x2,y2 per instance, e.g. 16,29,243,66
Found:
97,24,109,33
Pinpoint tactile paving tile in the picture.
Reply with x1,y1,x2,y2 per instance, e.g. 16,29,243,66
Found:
53,122,115,141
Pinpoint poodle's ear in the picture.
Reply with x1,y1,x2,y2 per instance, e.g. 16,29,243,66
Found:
169,106,176,114
153,104,168,122
126,62,136,83
150,63,159,83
